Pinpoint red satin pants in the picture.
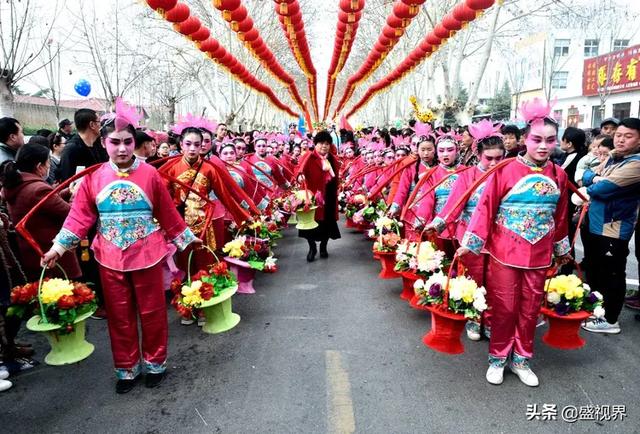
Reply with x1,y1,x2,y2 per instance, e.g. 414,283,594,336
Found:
485,257,546,359
99,262,168,378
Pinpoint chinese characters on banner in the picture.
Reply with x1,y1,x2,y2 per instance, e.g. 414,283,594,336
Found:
583,44,640,96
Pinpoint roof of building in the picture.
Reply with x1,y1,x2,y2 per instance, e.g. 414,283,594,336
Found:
14,95,108,112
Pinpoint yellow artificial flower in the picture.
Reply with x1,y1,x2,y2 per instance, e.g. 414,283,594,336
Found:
40,278,74,304
181,281,204,306
223,236,246,258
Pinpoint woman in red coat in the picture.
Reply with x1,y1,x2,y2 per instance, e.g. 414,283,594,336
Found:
296,131,341,261
1,143,81,281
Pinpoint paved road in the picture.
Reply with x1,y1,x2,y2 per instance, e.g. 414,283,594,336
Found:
2,222,639,433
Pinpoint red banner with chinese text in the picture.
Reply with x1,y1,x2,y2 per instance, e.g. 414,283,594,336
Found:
583,44,640,96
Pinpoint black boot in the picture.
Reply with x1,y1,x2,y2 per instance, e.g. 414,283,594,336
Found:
116,378,138,394
319,240,328,258
307,240,317,262
145,372,166,388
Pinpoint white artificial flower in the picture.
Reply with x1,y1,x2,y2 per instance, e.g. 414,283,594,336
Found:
593,305,605,319
592,291,603,301
582,283,590,291
395,252,407,262
264,256,277,267
473,298,488,312
547,291,561,304
413,279,425,290
449,284,463,301
477,286,487,295
368,229,376,238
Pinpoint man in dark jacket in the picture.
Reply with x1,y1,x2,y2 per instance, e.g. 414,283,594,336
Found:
59,109,107,181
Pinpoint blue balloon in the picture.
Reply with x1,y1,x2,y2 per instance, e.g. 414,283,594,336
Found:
74,79,91,97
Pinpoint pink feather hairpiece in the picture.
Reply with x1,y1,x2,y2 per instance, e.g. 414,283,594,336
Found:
171,113,218,135
468,119,503,154
101,97,143,131
413,121,434,140
519,97,556,125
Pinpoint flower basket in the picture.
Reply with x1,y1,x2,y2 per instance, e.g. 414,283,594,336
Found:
21,265,97,365
400,271,420,301
296,206,318,230
224,256,257,294
171,247,241,334
375,250,400,279
26,310,95,365
540,307,591,350
222,235,278,276
541,269,604,350
411,257,488,355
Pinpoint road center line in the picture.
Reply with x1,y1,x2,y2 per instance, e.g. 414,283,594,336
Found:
326,350,356,434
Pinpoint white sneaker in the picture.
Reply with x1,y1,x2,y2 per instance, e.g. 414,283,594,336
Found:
486,365,504,385
180,318,194,325
510,364,539,387
0,379,12,392
465,321,481,341
582,318,621,334
0,366,9,380
197,317,206,327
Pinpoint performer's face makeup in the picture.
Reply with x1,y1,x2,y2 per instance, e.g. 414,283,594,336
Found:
104,130,135,168
344,148,354,158
219,146,237,163
181,133,202,164
255,140,267,157
437,141,457,166
418,140,435,164
479,148,505,170
200,132,213,155
525,122,557,163
234,142,246,158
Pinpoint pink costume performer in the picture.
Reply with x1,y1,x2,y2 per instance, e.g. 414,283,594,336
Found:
48,100,197,383
460,99,570,386
52,159,195,380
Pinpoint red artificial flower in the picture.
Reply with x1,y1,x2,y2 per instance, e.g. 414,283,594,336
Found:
199,282,214,300
57,295,77,310
176,304,193,319
267,223,278,232
170,278,182,294
212,262,228,276
192,270,209,281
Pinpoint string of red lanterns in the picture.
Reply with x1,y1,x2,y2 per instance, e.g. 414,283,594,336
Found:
322,0,365,122
346,0,496,119
146,0,297,118
273,0,319,122
212,0,310,120
332,0,426,119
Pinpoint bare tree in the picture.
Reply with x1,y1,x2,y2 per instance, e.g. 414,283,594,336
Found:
0,0,63,116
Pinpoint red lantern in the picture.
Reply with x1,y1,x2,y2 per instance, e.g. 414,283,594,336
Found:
213,0,240,11
453,3,477,22
242,28,259,42
383,24,403,38
211,45,227,59
442,14,462,31
277,1,299,16
401,0,426,15
234,17,253,33
466,0,495,10
419,40,432,53
373,41,387,54
433,24,449,40
393,2,418,20
225,5,247,23
386,14,405,29
378,35,392,47
190,26,210,42
146,0,178,15
426,31,441,46
339,0,364,13
220,51,234,66
178,16,200,36
198,37,218,53
409,50,423,63
165,2,189,23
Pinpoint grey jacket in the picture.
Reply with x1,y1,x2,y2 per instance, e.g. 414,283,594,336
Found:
0,143,17,166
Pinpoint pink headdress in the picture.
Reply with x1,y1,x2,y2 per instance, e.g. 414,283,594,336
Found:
435,127,462,145
101,97,143,131
519,97,555,126
468,119,503,154
171,113,218,135
392,135,407,147
413,121,434,140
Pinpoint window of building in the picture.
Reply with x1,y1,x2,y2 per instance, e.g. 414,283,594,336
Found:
584,39,599,57
551,71,568,89
613,39,629,51
554,39,570,57
553,109,563,122
612,102,630,120
592,105,603,128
